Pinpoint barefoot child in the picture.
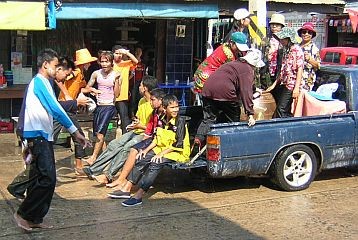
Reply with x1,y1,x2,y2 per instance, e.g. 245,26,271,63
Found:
81,51,121,165
108,95,190,206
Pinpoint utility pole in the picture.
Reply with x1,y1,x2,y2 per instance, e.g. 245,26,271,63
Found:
248,0,267,47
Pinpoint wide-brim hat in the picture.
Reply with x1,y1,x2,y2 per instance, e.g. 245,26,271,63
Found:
297,22,317,38
240,48,265,68
308,83,338,101
231,32,249,52
75,48,97,66
274,27,299,44
269,13,285,27
234,8,250,20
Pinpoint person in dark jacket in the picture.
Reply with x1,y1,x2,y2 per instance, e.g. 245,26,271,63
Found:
193,49,265,150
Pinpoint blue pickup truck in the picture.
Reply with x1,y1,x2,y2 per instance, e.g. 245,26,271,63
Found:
178,65,358,191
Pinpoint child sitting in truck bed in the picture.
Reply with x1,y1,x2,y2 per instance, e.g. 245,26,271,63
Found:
107,94,190,206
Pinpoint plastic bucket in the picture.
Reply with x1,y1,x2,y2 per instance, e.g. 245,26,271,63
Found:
4,70,13,86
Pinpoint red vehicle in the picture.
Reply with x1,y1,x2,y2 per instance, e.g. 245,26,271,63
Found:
320,47,358,65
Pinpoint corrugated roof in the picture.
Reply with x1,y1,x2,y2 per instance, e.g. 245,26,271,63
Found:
267,0,345,4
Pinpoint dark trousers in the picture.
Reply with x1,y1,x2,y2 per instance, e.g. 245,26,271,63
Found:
16,138,56,224
115,100,131,134
271,84,293,118
127,150,172,192
129,80,141,119
53,112,86,158
195,97,241,143
8,116,83,200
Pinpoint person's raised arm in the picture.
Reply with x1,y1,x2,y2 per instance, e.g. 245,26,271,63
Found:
122,49,138,65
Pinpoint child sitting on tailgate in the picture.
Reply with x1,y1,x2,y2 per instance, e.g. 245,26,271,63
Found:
108,94,190,207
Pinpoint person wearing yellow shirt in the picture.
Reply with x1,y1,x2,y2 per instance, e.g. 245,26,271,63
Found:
82,76,159,184
108,95,190,206
112,45,138,135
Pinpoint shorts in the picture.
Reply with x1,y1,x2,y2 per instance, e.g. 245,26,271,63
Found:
93,105,116,136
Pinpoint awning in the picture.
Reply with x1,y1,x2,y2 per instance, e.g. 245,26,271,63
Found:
56,3,218,20
267,0,345,4
0,2,46,30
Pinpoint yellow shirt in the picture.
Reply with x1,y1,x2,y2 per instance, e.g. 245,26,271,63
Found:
114,60,135,101
58,68,86,101
133,97,153,134
153,117,190,163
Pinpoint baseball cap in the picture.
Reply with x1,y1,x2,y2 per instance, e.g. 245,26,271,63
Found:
231,32,249,52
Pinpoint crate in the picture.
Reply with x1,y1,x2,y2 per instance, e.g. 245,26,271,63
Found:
0,121,14,133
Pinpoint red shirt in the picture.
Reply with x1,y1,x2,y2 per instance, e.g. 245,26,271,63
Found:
144,109,165,137
135,61,145,81
193,43,237,93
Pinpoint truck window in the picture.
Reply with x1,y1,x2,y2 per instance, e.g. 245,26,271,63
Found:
323,52,341,63
315,71,346,102
346,56,353,64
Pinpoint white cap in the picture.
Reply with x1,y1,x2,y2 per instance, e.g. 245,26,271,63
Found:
234,8,250,20
240,48,265,68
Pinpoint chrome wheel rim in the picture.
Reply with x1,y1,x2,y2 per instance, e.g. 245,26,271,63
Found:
283,150,313,187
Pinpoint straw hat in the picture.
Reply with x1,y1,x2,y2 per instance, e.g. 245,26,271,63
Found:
231,32,249,52
74,48,97,65
240,48,265,68
269,13,285,27
234,8,250,20
297,22,317,38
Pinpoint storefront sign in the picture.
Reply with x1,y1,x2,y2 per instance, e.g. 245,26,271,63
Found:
0,2,46,30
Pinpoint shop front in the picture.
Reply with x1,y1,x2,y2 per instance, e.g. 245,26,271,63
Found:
0,1,218,118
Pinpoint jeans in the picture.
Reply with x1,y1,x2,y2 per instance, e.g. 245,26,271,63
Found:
16,138,56,224
127,150,172,192
195,97,241,143
272,84,293,118
89,131,144,180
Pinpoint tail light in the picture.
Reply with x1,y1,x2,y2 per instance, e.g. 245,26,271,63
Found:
206,135,220,161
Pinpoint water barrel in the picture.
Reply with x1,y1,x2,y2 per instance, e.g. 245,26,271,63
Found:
240,92,276,121
4,70,13,86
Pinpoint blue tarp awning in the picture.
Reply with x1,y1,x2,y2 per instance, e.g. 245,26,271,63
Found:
56,3,218,20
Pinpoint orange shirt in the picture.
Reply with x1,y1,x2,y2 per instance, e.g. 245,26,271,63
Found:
58,68,86,101
114,60,136,101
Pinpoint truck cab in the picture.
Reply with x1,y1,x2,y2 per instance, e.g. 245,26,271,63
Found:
320,47,358,65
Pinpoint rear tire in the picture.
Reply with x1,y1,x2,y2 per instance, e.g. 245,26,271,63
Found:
271,144,317,191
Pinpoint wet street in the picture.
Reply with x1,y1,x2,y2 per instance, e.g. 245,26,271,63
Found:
0,133,357,240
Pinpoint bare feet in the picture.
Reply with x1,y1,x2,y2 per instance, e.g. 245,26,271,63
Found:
28,222,53,229
13,213,32,231
93,174,109,184
106,178,126,188
84,157,95,166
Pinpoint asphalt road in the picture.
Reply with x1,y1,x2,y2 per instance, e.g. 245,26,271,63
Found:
0,134,357,240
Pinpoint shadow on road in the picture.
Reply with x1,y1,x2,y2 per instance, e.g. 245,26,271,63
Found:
1,192,265,240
